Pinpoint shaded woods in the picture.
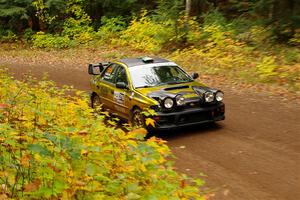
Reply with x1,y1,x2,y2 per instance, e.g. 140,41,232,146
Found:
1,0,299,42
0,1,299,89
0,0,300,92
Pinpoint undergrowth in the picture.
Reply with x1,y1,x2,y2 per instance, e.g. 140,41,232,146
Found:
1,10,299,91
0,69,206,199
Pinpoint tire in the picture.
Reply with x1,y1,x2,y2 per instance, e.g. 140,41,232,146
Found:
91,94,102,112
131,108,145,129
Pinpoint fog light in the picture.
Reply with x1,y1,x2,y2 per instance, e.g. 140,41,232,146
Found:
205,92,214,102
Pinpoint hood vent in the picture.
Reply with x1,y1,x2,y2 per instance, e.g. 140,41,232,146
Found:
164,85,189,91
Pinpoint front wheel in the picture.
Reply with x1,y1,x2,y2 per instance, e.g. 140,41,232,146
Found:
91,94,102,112
132,108,145,129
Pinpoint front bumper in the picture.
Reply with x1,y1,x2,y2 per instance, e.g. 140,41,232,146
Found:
150,102,225,130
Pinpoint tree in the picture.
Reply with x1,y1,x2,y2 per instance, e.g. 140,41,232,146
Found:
0,0,33,31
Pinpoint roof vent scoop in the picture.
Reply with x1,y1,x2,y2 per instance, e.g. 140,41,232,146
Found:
141,57,154,63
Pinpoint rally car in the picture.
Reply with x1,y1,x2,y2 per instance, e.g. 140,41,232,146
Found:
88,57,225,130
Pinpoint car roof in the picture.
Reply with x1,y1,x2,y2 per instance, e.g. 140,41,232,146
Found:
118,57,170,67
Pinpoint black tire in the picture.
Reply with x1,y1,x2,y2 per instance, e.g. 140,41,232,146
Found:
131,108,145,129
91,94,102,112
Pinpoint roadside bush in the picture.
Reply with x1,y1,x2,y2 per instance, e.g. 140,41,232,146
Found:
0,69,205,199
96,16,127,41
202,10,227,28
170,44,300,90
289,33,300,46
32,32,71,49
62,18,95,44
236,25,275,46
23,28,34,42
256,56,278,81
0,29,17,43
116,12,175,52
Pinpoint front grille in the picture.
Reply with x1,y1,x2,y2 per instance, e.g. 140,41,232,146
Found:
156,103,224,127
178,111,212,124
184,101,201,109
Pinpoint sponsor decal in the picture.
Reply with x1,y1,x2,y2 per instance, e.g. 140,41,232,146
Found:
114,91,125,105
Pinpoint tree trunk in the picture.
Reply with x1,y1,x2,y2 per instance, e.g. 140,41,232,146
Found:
288,0,295,36
183,0,192,43
186,0,192,18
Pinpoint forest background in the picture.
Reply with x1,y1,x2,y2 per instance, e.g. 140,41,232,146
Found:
0,0,300,92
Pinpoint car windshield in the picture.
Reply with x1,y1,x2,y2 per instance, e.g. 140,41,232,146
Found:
129,64,193,88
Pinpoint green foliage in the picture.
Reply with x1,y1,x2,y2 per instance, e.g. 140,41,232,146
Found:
237,25,274,46
33,0,57,25
256,56,278,80
1,0,299,91
116,11,175,52
96,16,127,41
0,0,31,19
0,29,17,42
0,69,205,199
32,31,71,48
155,0,183,21
62,17,94,44
31,0,96,48
290,33,300,46
23,28,34,41
202,10,227,28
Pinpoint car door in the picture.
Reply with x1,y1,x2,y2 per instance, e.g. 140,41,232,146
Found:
112,65,131,119
98,63,119,111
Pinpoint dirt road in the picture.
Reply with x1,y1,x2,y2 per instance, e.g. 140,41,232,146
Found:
5,64,300,200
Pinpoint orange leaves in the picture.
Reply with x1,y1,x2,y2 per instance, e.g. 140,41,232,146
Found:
81,149,88,156
180,179,186,188
77,130,88,136
24,179,41,192
0,194,8,200
127,128,147,139
20,154,31,167
47,163,61,173
0,103,9,109
0,70,205,200
147,136,167,145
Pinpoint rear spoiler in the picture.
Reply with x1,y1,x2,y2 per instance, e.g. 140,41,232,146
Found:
88,62,110,75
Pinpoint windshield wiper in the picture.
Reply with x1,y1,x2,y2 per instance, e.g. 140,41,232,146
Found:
135,83,165,88
164,80,191,85
135,85,152,89
135,80,192,88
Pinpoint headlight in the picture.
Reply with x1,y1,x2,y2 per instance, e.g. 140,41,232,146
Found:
164,98,174,109
205,92,214,102
216,91,224,101
176,95,185,106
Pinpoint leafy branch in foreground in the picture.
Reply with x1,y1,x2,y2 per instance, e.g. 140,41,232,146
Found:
0,69,206,199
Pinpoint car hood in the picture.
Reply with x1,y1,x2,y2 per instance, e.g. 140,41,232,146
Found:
136,81,217,103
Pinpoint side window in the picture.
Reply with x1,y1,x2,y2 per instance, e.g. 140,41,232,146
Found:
114,66,128,85
101,64,118,83
170,67,186,80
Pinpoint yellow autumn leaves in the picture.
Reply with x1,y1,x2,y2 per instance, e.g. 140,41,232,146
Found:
0,69,205,199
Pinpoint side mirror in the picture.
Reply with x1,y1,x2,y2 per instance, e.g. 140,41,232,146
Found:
191,72,199,79
116,82,128,89
88,64,104,75
88,64,99,75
